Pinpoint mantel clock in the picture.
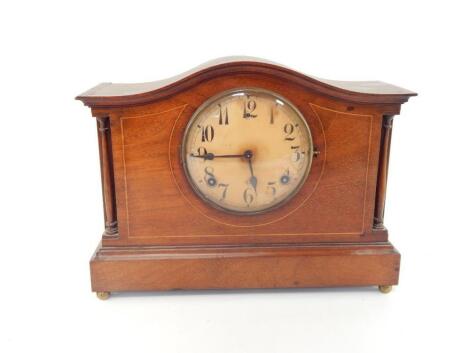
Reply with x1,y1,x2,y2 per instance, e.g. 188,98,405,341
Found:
77,57,416,299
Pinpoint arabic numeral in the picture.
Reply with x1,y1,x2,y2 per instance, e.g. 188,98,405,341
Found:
243,188,255,206
218,183,229,200
200,125,215,142
284,123,295,141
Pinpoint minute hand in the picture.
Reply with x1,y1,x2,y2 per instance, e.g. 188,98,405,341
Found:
190,152,245,160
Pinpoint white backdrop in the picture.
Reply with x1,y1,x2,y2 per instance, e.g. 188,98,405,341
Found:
1,1,469,352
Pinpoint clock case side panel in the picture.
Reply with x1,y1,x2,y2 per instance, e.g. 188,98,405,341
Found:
306,96,401,242
91,101,185,246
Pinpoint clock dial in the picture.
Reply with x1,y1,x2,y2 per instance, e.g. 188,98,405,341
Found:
182,89,313,214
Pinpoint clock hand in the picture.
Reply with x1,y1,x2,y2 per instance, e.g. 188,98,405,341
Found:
248,159,258,192
190,152,245,161
213,153,246,158
244,150,257,193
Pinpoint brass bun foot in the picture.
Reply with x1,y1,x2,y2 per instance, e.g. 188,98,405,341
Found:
378,285,393,294
96,291,111,300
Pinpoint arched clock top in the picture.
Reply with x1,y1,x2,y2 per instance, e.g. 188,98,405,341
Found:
76,57,417,108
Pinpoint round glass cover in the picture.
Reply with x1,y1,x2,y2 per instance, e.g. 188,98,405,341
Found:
182,88,313,214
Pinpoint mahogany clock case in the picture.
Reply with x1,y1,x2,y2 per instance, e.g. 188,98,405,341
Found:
77,57,416,295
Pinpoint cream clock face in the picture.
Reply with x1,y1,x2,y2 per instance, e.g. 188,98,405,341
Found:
182,89,313,214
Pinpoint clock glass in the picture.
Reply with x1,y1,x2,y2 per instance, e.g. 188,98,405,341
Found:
182,88,313,214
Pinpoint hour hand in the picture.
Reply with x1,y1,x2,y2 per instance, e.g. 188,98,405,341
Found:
247,158,257,192
249,175,258,192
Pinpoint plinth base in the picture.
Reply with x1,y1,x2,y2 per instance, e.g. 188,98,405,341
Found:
90,241,400,294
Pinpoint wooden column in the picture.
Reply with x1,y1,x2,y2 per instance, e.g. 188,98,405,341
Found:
374,115,394,230
96,117,118,237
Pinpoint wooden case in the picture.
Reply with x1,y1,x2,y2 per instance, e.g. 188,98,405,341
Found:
77,57,416,295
